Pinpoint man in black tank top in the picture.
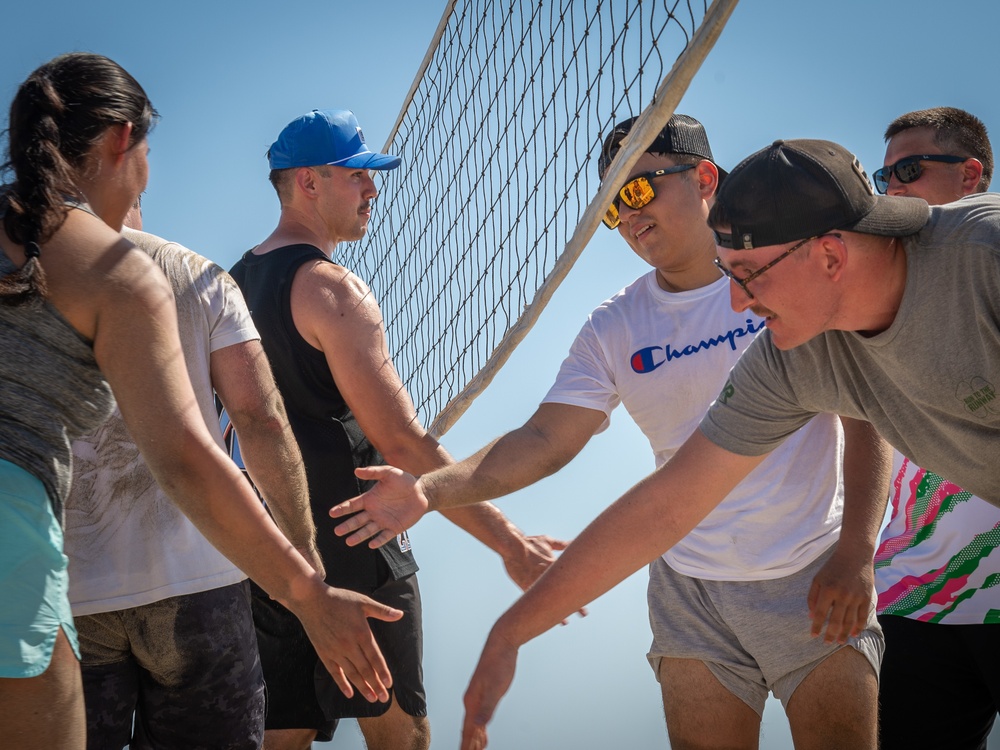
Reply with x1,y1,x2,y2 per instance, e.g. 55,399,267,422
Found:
230,109,567,750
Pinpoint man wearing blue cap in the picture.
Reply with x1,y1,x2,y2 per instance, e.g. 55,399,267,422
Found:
230,109,566,750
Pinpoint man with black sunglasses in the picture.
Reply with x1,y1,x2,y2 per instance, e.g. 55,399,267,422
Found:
332,115,887,749
872,107,1000,750
875,107,990,200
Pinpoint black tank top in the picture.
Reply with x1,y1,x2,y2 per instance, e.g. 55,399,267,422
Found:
230,244,417,587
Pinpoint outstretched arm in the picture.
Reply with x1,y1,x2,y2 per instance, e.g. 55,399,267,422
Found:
294,262,599,588
331,402,607,550
460,429,767,749
212,339,325,576
807,416,892,643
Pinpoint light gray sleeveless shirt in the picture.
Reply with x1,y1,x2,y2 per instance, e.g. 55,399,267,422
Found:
0,246,114,520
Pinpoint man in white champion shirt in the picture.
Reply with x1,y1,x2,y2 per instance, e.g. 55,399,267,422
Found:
332,115,889,749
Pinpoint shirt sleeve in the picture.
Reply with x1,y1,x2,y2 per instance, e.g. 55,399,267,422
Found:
542,316,619,432
200,262,259,353
699,332,818,456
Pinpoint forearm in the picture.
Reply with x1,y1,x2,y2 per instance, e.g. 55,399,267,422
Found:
374,426,554,516
806,418,891,641
149,436,323,610
490,469,698,646
438,501,526,558
491,430,760,646
234,411,316,550
419,422,577,512
837,417,893,559
381,432,530,552
333,403,603,555
213,340,317,551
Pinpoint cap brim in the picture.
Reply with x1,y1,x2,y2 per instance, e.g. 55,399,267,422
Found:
846,195,929,237
338,152,402,171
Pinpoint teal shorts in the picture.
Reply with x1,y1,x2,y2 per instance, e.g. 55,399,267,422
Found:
0,458,79,677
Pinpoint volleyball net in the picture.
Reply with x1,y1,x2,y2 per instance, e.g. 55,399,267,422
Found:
349,0,738,435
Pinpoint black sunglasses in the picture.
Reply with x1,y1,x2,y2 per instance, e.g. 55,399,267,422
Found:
872,154,966,194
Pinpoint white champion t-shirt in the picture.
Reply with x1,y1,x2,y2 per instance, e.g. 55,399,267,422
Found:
544,272,843,581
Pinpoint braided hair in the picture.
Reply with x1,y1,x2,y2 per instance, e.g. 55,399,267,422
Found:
0,52,157,305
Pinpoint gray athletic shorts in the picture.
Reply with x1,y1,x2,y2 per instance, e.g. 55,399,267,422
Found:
646,544,883,716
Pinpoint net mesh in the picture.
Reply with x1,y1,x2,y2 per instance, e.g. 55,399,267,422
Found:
345,0,724,434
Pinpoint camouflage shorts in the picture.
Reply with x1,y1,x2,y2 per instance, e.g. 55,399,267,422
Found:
75,580,264,750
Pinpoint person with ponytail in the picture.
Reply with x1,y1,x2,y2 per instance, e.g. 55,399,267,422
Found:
0,52,401,749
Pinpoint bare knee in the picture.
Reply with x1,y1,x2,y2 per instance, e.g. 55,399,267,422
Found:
409,716,431,750
359,702,430,750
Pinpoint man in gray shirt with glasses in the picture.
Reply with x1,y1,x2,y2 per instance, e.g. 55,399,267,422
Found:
333,117,889,749
437,136,1000,749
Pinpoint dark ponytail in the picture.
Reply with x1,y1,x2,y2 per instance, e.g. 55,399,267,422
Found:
0,52,157,305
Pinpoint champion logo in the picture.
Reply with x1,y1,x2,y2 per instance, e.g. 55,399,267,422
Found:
631,347,664,373
629,319,764,374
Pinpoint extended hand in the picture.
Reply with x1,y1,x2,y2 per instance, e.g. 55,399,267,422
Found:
461,627,519,750
502,534,568,591
330,465,429,548
807,548,875,644
502,534,586,623
294,584,404,702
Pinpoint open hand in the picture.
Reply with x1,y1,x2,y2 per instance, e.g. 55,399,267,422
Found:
293,584,404,702
330,465,429,548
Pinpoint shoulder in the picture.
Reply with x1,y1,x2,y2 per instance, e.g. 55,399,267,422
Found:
585,272,651,325
294,256,375,311
55,211,164,292
123,227,225,280
124,227,242,307
289,256,384,351
7,211,169,342
922,193,1000,249
122,227,171,255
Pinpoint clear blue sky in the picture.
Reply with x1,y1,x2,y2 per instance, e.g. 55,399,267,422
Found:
3,2,999,748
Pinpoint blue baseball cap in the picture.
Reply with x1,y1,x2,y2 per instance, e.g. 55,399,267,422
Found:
267,109,401,171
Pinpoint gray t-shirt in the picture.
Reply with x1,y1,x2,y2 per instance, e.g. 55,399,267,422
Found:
701,192,1000,505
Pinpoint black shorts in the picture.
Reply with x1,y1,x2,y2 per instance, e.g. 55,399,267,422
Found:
77,581,264,750
878,614,1000,750
252,556,425,738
